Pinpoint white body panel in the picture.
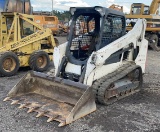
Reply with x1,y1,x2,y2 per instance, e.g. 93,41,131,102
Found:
90,19,147,68
135,39,148,73
86,62,122,86
54,19,148,86
65,63,81,75
83,19,148,85
54,42,68,75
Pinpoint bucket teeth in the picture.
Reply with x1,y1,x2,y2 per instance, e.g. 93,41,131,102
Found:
47,117,54,123
27,107,38,113
18,104,27,109
19,103,31,109
58,122,66,127
47,116,58,123
36,112,45,118
3,97,11,102
11,100,19,105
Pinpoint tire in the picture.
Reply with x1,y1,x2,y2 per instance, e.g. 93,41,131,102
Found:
29,50,50,72
0,51,20,76
149,34,160,51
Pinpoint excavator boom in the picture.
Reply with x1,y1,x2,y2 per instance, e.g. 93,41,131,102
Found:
149,0,160,14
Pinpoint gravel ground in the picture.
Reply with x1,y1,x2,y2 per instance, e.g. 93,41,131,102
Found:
0,37,160,132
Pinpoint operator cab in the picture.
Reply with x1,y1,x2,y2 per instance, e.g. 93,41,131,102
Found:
67,7,126,61
68,9,100,61
59,7,126,82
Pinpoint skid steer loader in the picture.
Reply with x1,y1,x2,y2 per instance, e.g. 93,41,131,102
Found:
4,7,148,127
0,12,57,76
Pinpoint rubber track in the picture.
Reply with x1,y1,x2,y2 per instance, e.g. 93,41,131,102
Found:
92,62,142,105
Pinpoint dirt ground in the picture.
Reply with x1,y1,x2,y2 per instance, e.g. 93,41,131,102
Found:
0,37,160,132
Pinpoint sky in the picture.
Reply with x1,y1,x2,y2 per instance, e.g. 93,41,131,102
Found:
31,0,152,13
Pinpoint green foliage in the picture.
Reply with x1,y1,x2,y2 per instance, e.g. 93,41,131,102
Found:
52,10,71,21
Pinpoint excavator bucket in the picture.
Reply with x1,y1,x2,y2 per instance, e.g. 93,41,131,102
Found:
4,71,96,127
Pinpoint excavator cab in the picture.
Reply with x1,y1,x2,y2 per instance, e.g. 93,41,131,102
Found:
130,1,160,15
130,3,149,15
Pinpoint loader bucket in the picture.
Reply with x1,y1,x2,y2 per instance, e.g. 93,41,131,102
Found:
4,71,96,127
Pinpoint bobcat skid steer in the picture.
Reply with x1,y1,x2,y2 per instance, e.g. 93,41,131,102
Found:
4,7,148,127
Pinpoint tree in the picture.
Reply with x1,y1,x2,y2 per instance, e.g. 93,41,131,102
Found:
52,10,71,21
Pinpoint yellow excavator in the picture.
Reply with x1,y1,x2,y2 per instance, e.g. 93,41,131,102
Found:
126,0,160,51
4,7,148,127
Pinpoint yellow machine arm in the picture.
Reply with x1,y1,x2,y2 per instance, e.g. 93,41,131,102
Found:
0,12,57,76
149,0,160,14
6,28,55,51
0,12,55,52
